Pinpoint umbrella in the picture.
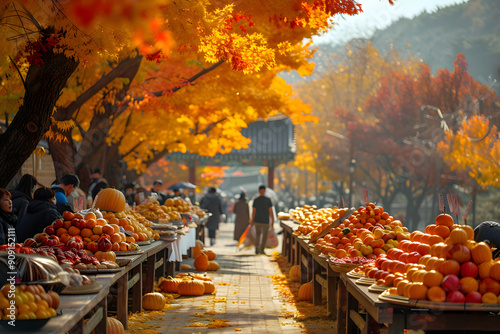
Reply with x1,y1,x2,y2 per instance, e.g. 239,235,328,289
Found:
167,182,196,190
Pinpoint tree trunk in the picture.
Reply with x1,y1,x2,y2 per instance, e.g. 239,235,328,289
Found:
0,32,78,187
48,130,76,180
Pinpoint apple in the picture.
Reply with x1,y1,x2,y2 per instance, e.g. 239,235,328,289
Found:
460,261,479,278
479,278,500,295
447,244,471,263
407,251,422,264
441,274,460,293
446,290,465,303
383,232,396,242
44,225,55,235
465,291,482,304
52,219,64,229
71,218,80,226
62,211,75,221
75,220,86,230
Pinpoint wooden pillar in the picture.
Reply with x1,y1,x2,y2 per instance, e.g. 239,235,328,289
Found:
268,159,274,190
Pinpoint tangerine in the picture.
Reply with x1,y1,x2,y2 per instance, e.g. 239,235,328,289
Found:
427,286,446,302
449,228,468,245
422,270,443,288
408,283,428,300
434,225,450,239
435,213,454,227
68,226,81,236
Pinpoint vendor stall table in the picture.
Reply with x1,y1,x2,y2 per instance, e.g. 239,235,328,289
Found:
279,220,300,266
338,273,500,334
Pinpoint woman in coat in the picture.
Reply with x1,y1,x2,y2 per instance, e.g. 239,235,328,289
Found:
200,187,223,246
0,189,17,244
233,192,250,241
9,174,38,224
16,187,62,242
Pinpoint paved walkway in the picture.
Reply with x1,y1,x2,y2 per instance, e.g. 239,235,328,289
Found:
126,222,336,334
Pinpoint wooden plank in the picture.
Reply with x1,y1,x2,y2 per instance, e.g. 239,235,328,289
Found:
128,272,141,290
349,310,366,332
327,266,338,320
337,279,348,334
315,273,326,287
155,258,164,270
145,255,155,293
313,259,323,306
83,305,103,334
309,209,355,244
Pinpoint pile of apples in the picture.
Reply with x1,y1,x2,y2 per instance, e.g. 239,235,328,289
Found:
313,202,410,260
368,213,500,304
32,211,140,255
0,284,59,320
292,206,349,239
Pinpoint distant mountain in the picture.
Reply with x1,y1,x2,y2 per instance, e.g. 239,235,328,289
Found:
302,0,500,92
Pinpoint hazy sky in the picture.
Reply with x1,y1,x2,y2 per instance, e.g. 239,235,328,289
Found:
314,0,469,46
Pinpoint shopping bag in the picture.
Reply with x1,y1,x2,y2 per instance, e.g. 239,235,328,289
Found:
237,225,251,248
266,227,279,249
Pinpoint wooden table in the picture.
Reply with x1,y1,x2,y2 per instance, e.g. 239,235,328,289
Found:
279,220,300,266
311,251,340,319
338,273,500,333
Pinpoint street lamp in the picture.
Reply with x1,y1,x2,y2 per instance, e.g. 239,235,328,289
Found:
348,159,356,207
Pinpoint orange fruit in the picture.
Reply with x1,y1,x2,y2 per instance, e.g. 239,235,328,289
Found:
109,224,120,234
59,233,71,244
92,226,103,235
427,235,444,246
117,232,127,242
425,224,436,234
111,243,120,252
448,228,468,245
96,218,107,226
422,270,443,288
124,225,135,233
408,283,428,300
73,213,84,219
68,226,81,236
102,225,114,236
85,219,97,229
80,228,93,238
110,234,122,243
63,221,72,230
84,212,96,220
118,218,129,227
435,213,454,227
434,225,450,239
138,232,148,241
56,228,67,236
109,217,119,225
427,286,446,302
90,234,100,241
119,242,130,252
125,236,135,243
482,292,498,304
335,249,347,258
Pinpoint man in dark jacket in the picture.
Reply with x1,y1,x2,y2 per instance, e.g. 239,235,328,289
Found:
16,187,62,242
200,187,223,246
51,173,79,215
251,185,274,255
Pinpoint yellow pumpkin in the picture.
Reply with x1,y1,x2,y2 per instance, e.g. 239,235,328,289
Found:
107,317,125,334
194,252,209,272
177,278,205,296
95,251,116,262
142,292,166,310
206,261,219,271
298,281,313,302
94,188,126,212
288,265,300,282
160,276,181,293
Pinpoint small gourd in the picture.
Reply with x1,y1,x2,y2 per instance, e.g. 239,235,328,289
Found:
107,317,125,334
160,276,181,293
203,280,215,294
95,251,116,262
288,265,300,282
142,292,166,310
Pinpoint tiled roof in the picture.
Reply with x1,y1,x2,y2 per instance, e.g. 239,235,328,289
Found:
166,117,296,166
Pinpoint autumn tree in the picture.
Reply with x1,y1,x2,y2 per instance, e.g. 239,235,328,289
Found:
292,41,420,204
0,0,375,188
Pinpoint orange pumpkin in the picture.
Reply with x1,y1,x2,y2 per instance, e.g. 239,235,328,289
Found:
202,280,215,294
95,251,116,262
177,278,205,296
180,264,193,270
94,188,126,212
289,265,300,282
204,250,216,261
107,317,125,334
298,281,313,301
206,261,219,271
142,292,166,310
160,276,181,293
194,252,209,272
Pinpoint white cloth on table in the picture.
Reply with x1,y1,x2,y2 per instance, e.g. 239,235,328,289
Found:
168,227,196,262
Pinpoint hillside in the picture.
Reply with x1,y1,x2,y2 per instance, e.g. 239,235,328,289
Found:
305,0,500,91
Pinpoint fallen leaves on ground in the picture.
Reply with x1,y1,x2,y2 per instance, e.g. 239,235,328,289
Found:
126,310,166,333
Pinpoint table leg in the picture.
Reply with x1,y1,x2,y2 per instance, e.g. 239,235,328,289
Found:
145,254,155,293
94,297,107,334
337,279,348,334
387,311,405,334
307,254,313,282
347,290,359,334
117,274,128,329
327,266,338,320
312,259,322,306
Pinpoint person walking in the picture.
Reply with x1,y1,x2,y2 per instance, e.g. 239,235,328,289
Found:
16,187,62,242
200,187,223,246
250,185,274,255
233,192,250,241
0,189,17,244
9,174,38,223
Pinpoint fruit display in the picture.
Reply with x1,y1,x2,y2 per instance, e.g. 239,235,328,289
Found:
291,206,350,239
363,213,500,304
100,210,159,242
136,200,171,220
163,197,192,214
0,284,59,320
313,202,409,260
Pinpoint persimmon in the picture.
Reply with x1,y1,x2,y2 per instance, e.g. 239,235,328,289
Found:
434,225,450,239
435,213,454,227
422,270,443,288
427,286,446,302
408,283,428,300
449,228,468,245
